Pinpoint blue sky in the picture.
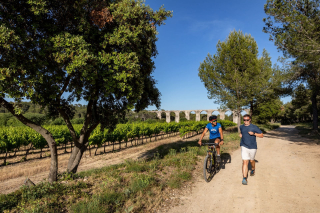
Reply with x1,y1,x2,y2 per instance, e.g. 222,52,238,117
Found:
5,0,291,111
144,0,291,111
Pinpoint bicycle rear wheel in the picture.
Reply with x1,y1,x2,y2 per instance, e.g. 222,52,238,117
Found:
203,154,214,182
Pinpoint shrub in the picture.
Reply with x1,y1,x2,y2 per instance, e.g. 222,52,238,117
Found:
24,113,47,126
0,113,13,126
71,118,85,124
50,117,65,125
6,117,24,126
218,120,237,130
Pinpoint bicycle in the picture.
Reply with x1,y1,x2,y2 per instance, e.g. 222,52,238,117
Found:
202,142,221,182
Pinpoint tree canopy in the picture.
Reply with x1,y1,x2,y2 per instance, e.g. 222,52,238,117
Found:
264,0,320,131
198,30,281,131
0,0,172,181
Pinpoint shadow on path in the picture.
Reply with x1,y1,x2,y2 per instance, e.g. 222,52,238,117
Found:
263,125,316,145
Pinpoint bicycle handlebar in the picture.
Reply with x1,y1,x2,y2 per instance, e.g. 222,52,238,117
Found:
201,143,219,146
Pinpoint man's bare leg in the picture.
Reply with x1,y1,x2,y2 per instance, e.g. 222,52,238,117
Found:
250,160,255,171
242,160,249,178
215,138,221,155
250,160,255,175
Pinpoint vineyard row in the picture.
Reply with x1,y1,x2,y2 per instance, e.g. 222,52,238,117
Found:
0,120,236,164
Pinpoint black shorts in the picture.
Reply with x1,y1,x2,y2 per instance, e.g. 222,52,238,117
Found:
209,138,221,143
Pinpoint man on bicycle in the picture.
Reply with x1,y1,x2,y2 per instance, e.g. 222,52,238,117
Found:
198,115,224,162
240,114,263,185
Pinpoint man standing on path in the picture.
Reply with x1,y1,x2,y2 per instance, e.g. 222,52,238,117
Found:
240,114,263,185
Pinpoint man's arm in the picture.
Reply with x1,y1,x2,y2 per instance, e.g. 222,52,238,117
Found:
254,132,263,138
218,127,224,145
248,126,263,138
198,128,208,146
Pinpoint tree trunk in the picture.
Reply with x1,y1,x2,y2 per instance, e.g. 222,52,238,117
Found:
13,148,17,157
237,109,241,133
250,101,253,117
0,98,58,182
311,92,319,132
67,144,87,173
3,150,7,165
25,143,33,160
95,146,99,156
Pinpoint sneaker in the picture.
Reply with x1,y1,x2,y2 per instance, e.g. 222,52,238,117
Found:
250,170,255,176
217,155,221,162
242,178,247,185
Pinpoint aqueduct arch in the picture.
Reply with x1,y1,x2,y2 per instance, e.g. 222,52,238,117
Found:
151,109,250,123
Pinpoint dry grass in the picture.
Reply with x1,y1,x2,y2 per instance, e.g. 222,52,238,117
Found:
0,132,201,194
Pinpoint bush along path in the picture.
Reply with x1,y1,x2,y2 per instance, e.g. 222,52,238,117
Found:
0,129,242,213
0,120,236,166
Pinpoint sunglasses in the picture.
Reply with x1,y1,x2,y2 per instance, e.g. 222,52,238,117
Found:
211,120,217,122
243,119,250,121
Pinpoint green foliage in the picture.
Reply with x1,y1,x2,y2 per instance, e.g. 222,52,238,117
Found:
253,98,283,124
58,172,83,181
24,113,47,126
264,0,320,61
198,30,259,111
50,117,65,125
0,0,172,179
71,118,85,124
0,181,89,212
0,121,224,155
0,132,244,213
264,0,320,131
0,113,13,126
198,30,283,130
278,85,320,124
256,123,280,133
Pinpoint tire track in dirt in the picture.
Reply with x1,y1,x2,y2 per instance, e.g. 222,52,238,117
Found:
168,126,320,213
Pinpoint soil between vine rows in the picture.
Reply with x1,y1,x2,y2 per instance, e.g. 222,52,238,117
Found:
0,131,204,195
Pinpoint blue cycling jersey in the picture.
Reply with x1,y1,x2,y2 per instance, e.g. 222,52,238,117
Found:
206,123,221,139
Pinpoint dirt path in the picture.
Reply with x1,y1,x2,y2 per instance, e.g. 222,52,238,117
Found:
168,126,320,213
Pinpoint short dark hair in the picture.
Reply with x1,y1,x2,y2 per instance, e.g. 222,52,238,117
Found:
243,114,251,119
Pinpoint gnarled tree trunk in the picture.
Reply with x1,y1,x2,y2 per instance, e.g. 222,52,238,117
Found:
0,98,58,182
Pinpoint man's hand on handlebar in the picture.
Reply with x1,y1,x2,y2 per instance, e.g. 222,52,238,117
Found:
219,139,224,146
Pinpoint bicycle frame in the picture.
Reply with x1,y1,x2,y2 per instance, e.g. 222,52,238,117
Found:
202,142,220,182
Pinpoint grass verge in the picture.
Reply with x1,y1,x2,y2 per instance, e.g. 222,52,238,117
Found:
0,132,240,213
295,123,320,144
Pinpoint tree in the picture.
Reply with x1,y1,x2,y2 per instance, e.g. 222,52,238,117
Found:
248,50,288,117
264,0,320,132
291,84,312,121
0,0,172,181
253,98,282,124
198,30,262,132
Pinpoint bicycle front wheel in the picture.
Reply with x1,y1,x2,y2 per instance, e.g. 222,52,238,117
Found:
203,154,213,182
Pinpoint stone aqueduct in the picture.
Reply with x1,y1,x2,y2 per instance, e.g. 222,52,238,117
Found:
150,109,250,123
